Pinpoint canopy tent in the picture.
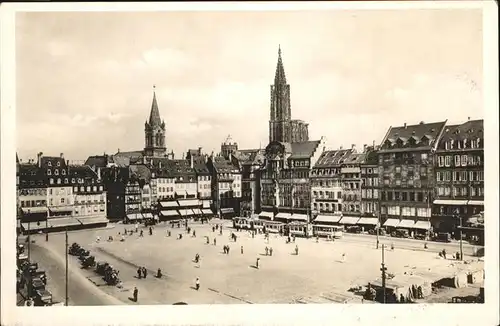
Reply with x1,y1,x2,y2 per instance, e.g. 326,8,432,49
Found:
383,218,400,227
357,217,379,225
159,201,179,208
398,219,416,228
339,216,360,225
414,220,432,230
314,214,342,223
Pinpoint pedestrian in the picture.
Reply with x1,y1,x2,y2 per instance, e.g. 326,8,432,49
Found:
442,249,447,259
137,267,142,279
316,236,319,243
214,238,217,246
157,268,162,278
256,257,260,269
195,277,200,290
265,246,269,256
391,242,394,250
241,245,244,254
149,226,153,236
252,231,255,239
417,286,423,299
187,227,191,234
341,253,346,262
399,293,405,303
193,230,196,237
135,223,139,233
220,228,223,236
269,247,273,256
142,267,147,279
293,235,296,243
206,236,210,244
295,245,299,255
212,226,215,232
424,242,428,249
133,286,138,302
96,236,101,243
227,245,230,254
140,230,144,237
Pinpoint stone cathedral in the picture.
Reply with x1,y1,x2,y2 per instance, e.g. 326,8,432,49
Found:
269,46,309,144
144,88,167,157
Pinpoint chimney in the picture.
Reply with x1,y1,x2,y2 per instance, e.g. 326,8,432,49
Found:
373,140,375,147
340,146,343,150
37,152,43,168
198,147,202,154
419,121,424,125
468,116,470,121
351,144,356,150
60,153,64,158
190,154,194,168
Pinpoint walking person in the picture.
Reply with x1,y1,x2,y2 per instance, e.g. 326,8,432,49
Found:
142,267,148,279
341,253,347,263
295,245,299,255
195,277,200,290
256,257,260,269
135,223,139,233
265,246,269,256
212,226,215,232
269,247,273,256
140,230,144,237
227,245,231,254
214,238,217,246
241,245,244,254
193,230,196,237
137,267,142,279
133,286,138,302
149,226,153,236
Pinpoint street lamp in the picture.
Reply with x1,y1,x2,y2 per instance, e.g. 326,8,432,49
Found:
454,208,464,261
380,244,387,303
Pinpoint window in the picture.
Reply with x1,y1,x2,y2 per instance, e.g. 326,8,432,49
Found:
478,171,484,181
420,167,427,176
47,169,52,175
417,208,431,217
61,198,65,204
64,178,68,184
461,155,468,167
462,187,468,197
461,171,467,181
54,169,59,176
395,166,401,173
445,156,451,167
57,178,61,184
93,186,97,192
454,155,461,167
62,170,66,175
438,187,444,196
444,187,451,196
453,187,459,197
99,185,103,191
421,153,428,161
86,186,91,192
444,171,451,182
436,172,442,182
471,187,477,196
57,161,61,167
438,156,445,167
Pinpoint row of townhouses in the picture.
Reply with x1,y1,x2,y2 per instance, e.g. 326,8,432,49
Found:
17,47,484,241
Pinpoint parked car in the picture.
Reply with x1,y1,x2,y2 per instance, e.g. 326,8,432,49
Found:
434,232,452,243
391,229,410,238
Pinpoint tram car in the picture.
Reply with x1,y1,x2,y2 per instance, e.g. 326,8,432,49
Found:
233,217,251,230
287,221,308,237
312,224,344,239
262,220,285,234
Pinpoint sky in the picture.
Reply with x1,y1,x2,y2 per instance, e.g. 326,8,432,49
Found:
16,9,483,162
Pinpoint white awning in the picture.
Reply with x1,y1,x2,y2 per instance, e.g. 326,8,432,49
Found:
383,218,400,227
433,199,468,205
49,206,73,213
339,216,360,224
21,222,47,230
314,215,342,223
220,208,234,214
49,217,81,228
276,212,292,219
160,201,178,208
289,214,308,221
259,211,274,218
186,190,197,196
127,213,142,220
467,200,484,206
414,220,432,230
142,213,154,219
178,209,194,216
358,217,379,225
21,207,48,214
398,219,416,228
177,199,199,207
78,216,108,225
202,208,213,215
202,200,211,208
192,208,203,215
161,210,179,217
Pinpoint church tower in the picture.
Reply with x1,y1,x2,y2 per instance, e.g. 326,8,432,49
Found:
269,45,292,143
144,86,167,157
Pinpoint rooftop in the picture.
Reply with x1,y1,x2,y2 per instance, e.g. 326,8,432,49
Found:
379,121,447,153
290,140,321,159
439,119,484,143
314,149,354,168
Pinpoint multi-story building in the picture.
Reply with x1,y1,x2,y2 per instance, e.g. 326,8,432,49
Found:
42,154,74,218
186,149,212,201
69,165,107,224
378,121,447,234
433,119,484,235
17,160,48,226
207,154,241,217
341,149,365,221
360,144,380,218
231,149,265,217
310,149,352,224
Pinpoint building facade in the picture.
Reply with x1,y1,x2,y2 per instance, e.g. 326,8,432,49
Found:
360,145,380,218
70,165,107,219
207,155,242,217
341,150,365,217
433,119,484,234
378,121,447,232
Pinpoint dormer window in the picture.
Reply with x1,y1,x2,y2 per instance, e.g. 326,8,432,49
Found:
457,140,462,149
463,139,468,148
450,139,454,149
54,170,59,176
50,178,54,184
476,138,481,148
57,178,61,184
64,178,68,183
48,162,52,167
71,178,75,183
62,170,66,175
57,162,61,167
47,169,52,175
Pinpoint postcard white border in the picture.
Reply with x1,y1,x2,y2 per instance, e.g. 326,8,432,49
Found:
1,1,498,326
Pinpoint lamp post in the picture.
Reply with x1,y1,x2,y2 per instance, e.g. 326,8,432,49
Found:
380,244,387,303
65,228,69,306
454,208,464,261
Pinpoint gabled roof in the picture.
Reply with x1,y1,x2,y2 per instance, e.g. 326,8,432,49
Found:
290,140,321,159
130,164,152,183
39,156,67,169
85,155,110,168
439,119,483,143
344,153,366,165
314,149,354,168
113,150,144,167
192,157,210,175
233,149,266,165
68,165,98,179
379,120,447,153
212,156,239,174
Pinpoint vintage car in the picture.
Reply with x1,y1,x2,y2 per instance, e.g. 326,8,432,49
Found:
34,289,53,306
434,232,452,243
391,229,410,238
346,226,362,234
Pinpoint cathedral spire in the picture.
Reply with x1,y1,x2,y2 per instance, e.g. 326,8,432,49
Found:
274,45,287,85
148,85,162,126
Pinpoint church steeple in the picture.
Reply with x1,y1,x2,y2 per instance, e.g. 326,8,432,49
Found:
148,85,162,126
274,45,287,85
144,85,167,157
